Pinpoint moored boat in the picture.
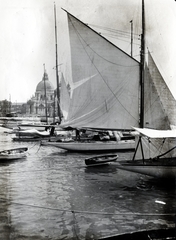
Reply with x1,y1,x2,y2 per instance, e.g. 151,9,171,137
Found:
114,128,176,178
0,147,28,160
41,139,135,152
85,154,118,166
12,125,57,142
51,8,140,153
103,1,176,179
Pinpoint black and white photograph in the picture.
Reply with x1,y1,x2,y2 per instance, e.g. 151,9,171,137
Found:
0,0,176,239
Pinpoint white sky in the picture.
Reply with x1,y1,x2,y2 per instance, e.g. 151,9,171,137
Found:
0,0,176,102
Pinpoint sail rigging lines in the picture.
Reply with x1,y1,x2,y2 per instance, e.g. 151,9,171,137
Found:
89,22,141,62
67,14,139,125
67,89,137,128
88,23,140,41
64,9,140,129
68,15,139,68
69,88,139,127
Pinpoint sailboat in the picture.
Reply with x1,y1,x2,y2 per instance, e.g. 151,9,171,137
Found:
115,52,176,178
113,1,176,178
42,8,140,152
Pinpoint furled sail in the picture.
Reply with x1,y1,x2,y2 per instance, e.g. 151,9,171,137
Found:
61,10,140,130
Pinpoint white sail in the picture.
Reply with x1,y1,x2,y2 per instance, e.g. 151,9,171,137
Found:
136,52,176,159
144,52,176,130
60,72,70,120
61,12,140,130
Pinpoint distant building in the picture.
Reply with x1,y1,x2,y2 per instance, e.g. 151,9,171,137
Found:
26,70,55,119
0,70,57,120
0,100,11,117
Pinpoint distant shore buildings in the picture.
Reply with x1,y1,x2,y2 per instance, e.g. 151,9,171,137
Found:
26,70,55,119
0,70,58,122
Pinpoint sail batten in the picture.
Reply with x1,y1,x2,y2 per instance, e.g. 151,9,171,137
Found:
61,11,140,130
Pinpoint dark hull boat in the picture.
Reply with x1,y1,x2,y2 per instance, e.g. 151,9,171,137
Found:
116,158,176,178
85,154,118,166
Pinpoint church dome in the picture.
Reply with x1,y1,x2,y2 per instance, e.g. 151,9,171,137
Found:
36,72,54,92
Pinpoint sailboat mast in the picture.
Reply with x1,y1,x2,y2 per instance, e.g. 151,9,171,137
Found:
130,20,133,57
140,0,145,128
54,3,61,123
43,64,48,125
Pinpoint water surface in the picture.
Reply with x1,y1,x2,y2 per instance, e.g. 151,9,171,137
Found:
0,127,175,239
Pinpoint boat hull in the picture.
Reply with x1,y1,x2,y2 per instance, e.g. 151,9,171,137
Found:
85,154,118,166
114,158,176,178
13,136,51,142
41,140,135,152
0,147,28,160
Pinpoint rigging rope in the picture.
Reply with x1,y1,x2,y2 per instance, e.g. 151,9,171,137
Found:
0,198,175,216
68,15,139,124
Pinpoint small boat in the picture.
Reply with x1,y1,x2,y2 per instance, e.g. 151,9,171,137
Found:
85,154,118,166
0,147,28,160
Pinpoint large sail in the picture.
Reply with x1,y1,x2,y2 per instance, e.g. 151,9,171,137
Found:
60,72,70,120
144,52,176,129
137,52,176,159
61,11,140,130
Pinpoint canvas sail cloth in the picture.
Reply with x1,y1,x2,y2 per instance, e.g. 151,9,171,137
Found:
60,11,140,130
135,52,176,159
60,72,70,120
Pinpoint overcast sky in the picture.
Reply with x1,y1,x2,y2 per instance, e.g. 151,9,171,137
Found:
0,0,176,103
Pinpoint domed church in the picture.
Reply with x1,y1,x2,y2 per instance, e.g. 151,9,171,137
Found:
26,69,55,119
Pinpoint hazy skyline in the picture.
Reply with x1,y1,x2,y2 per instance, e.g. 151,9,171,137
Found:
0,0,176,102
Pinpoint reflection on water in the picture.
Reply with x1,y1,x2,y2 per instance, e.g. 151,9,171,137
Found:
0,127,175,239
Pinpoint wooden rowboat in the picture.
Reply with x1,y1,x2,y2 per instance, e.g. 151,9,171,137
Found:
0,147,28,160
85,154,118,166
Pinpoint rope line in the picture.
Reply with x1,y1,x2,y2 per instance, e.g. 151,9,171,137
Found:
0,198,175,216
68,15,139,124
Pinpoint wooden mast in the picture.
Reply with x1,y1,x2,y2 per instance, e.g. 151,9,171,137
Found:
43,64,48,124
54,3,61,123
140,0,145,128
130,20,133,57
